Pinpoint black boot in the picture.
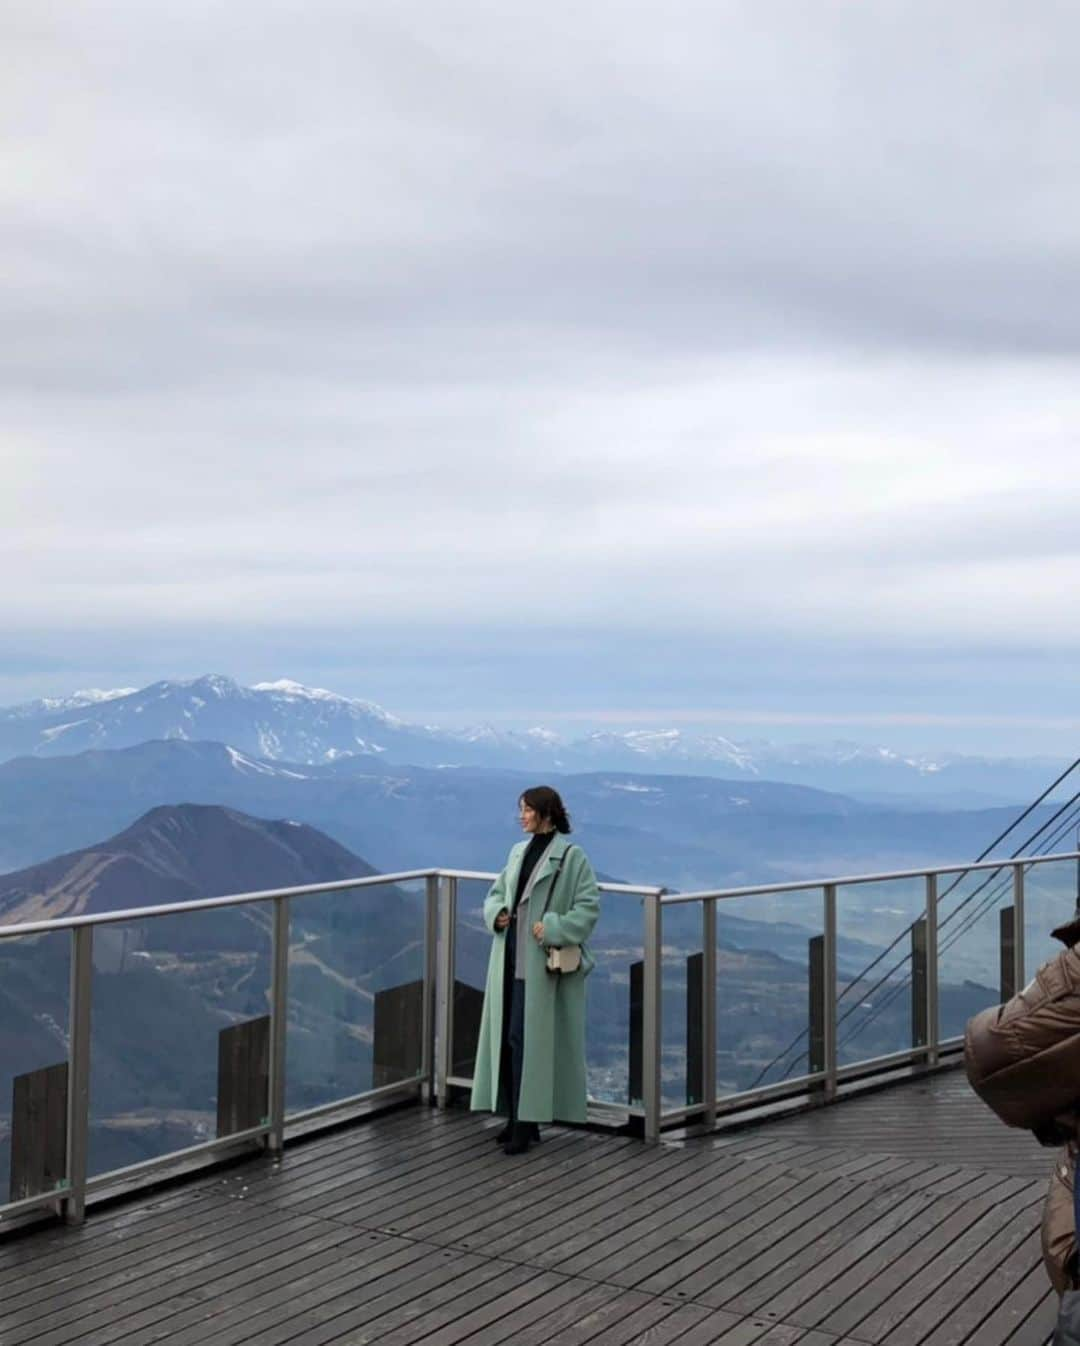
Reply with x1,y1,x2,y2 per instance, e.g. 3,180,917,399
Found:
503,1122,534,1155
492,1120,513,1144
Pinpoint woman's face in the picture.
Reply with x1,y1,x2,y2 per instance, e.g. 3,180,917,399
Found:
518,801,550,834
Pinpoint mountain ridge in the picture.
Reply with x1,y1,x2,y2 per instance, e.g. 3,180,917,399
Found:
0,802,379,926
0,674,1067,802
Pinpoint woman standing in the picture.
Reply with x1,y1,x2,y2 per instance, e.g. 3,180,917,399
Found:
470,786,600,1154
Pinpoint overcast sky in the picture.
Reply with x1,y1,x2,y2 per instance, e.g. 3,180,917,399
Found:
3,1,1079,754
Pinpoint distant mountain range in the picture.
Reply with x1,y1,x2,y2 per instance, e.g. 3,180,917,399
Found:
0,674,1068,803
0,738,1056,902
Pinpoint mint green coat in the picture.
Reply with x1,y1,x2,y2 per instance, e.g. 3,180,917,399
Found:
469,834,600,1124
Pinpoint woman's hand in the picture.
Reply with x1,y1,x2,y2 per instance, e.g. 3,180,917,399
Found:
532,921,545,942
494,909,510,930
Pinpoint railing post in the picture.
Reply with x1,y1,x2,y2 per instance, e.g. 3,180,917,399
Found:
999,906,1016,1001
925,873,939,1068
1012,864,1026,994
823,884,837,1104
642,891,663,1143
421,874,439,1104
266,896,290,1152
435,874,457,1108
63,926,93,1225
701,898,717,1128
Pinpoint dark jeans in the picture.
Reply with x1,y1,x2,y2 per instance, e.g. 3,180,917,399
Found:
500,919,527,1120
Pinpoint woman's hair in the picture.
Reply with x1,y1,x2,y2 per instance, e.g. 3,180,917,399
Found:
519,785,572,834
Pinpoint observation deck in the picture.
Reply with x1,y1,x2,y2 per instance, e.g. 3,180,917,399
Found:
2,850,1077,1343
0,1072,1055,1345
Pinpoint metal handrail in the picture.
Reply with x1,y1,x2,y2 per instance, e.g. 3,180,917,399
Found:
2,849,1078,1225
661,850,1080,904
0,867,664,940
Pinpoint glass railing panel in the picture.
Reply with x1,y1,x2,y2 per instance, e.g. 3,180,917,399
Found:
937,864,1014,1041
714,889,820,1096
453,876,494,1082
0,929,71,1206
588,892,643,1107
286,880,426,1115
835,876,927,1070
1024,856,1078,978
661,899,702,1111
88,904,272,1179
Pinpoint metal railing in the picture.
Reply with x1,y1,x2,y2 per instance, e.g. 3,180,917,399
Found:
0,867,659,1227
0,851,1076,1226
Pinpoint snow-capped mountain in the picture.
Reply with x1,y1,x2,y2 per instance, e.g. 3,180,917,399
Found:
0,675,447,766
0,675,1068,803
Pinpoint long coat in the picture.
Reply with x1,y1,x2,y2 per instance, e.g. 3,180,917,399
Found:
470,834,600,1124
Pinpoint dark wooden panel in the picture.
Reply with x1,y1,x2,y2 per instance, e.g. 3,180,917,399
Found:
629,958,643,1106
1000,905,1015,1002
451,979,485,1078
808,934,825,1077
10,1061,67,1201
372,978,424,1087
216,1015,269,1138
911,917,927,1049
686,950,703,1106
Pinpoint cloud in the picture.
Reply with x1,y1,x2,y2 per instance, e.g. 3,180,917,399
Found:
3,0,1080,742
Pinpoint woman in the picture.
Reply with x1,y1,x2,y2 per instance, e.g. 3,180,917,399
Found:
470,786,600,1155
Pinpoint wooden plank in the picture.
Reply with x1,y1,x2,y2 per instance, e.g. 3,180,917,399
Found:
276,1259,537,1346
0,1199,331,1318
584,1166,824,1290
348,1131,590,1233
1,1203,342,1346
971,1263,1062,1346
813,1178,1041,1339
514,1147,753,1266
672,1160,949,1308
314,1131,586,1233
163,1238,464,1346
759,1181,1012,1330
653,1306,746,1345
422,1137,664,1247
879,1205,1047,1346
248,1110,503,1215
386,1267,581,1346
707,1164,980,1315
552,1150,802,1281
459,1279,625,1346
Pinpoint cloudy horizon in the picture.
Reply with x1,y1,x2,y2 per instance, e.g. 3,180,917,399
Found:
4,1,1079,758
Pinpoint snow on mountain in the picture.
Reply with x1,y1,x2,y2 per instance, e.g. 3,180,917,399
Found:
0,675,1068,803
7,688,137,719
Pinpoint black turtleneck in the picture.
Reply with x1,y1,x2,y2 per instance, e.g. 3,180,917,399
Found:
512,830,557,910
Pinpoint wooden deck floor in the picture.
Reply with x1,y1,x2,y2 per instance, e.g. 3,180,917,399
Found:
1,1069,1061,1346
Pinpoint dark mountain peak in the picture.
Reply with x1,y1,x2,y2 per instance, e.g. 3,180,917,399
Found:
0,803,377,925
